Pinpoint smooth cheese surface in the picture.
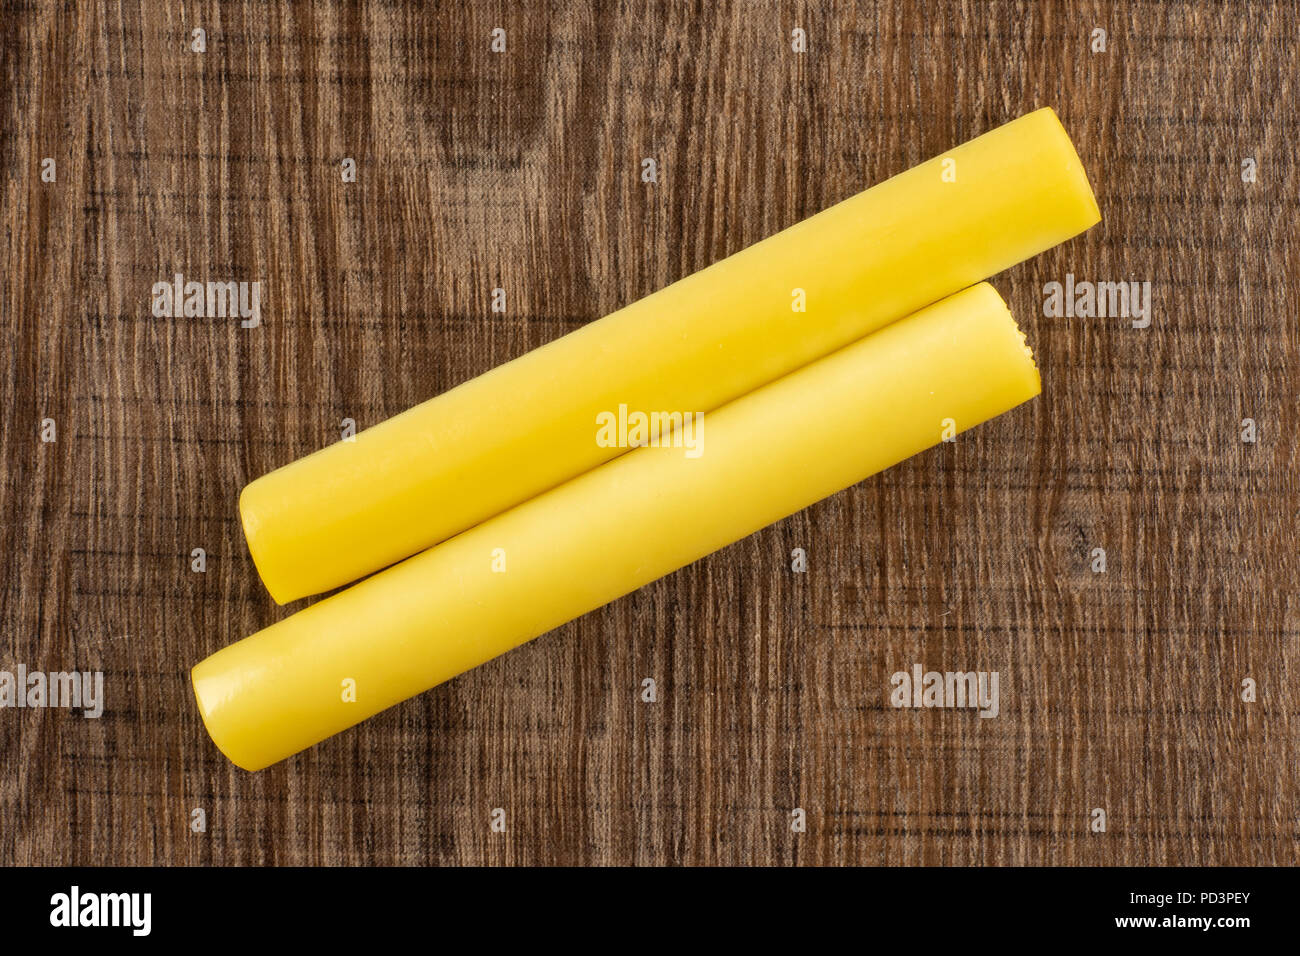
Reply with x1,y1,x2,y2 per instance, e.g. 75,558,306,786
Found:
197,283,1041,770
239,107,1097,603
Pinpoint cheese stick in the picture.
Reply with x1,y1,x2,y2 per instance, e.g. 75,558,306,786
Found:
196,283,1041,770
240,108,1096,602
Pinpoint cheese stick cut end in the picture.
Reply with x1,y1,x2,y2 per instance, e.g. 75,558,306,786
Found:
1021,106,1101,235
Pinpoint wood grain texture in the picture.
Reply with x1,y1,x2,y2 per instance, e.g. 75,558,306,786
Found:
1,0,1297,866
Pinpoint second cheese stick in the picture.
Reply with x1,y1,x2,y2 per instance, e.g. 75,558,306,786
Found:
196,284,1040,770
241,107,1098,603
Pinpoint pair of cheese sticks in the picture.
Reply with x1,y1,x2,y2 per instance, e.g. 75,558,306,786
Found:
193,108,1100,770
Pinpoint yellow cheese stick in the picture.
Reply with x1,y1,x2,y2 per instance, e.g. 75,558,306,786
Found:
241,107,1097,603
196,283,1040,770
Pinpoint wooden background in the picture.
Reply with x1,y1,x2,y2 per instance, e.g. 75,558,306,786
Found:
1,0,1296,866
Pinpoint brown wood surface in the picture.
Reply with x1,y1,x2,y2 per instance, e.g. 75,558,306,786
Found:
1,0,1297,866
